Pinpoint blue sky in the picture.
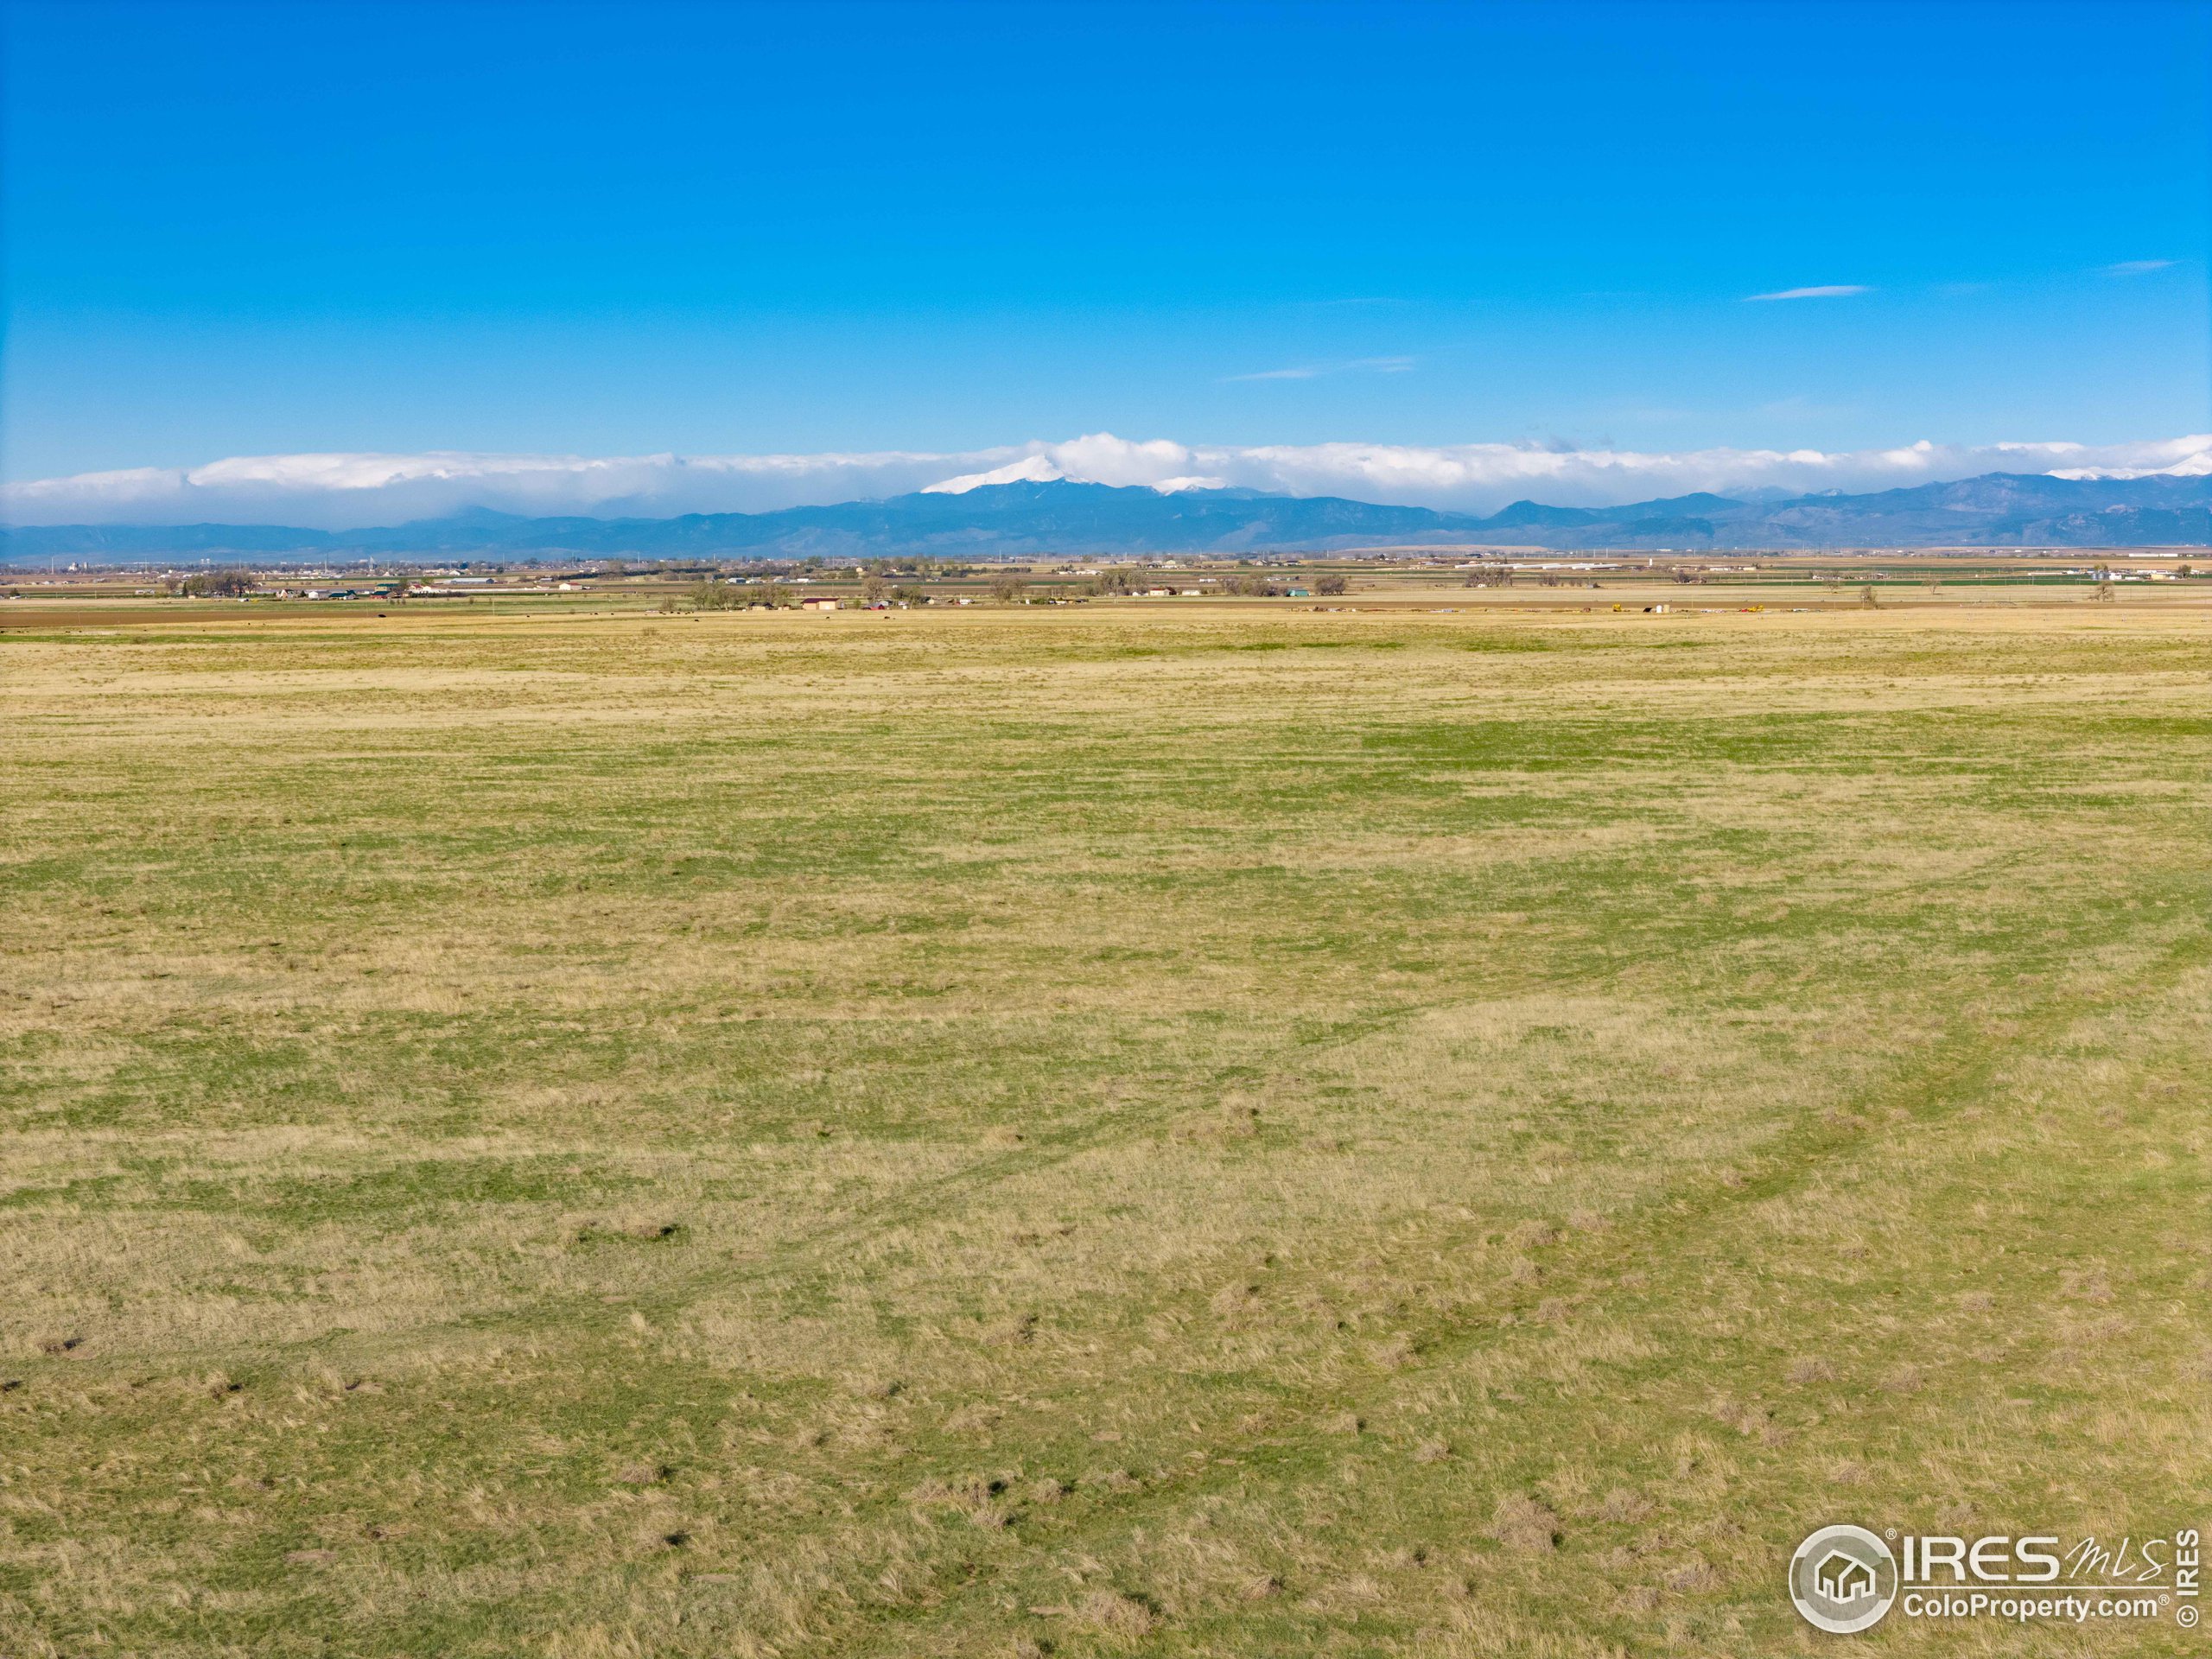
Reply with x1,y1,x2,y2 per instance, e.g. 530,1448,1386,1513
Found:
2,0,2207,512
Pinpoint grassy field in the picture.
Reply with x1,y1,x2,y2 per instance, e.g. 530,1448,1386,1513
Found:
3,598,2207,1656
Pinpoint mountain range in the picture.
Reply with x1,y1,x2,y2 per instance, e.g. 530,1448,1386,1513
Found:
4,471,2209,562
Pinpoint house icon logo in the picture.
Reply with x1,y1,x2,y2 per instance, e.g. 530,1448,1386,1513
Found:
1816,1550,1876,1603
1789,1524,1898,1632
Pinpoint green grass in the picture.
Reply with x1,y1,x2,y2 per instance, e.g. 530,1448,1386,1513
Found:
2,605,2208,1656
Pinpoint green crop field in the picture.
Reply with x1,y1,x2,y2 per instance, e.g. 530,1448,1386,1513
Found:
3,600,2207,1656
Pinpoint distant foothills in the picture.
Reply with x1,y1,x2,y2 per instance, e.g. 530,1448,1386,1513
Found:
3,471,2209,563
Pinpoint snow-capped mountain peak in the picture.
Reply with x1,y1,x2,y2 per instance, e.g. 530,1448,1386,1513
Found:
921,455,1068,493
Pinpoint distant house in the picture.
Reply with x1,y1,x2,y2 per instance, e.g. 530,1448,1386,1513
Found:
799,596,840,611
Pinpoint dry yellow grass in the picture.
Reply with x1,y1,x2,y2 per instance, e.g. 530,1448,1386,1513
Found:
1,598,2206,1654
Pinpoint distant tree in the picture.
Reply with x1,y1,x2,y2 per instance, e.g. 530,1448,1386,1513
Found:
2091,563,2115,602
686,579,737,611
989,575,1028,604
1859,583,1879,607
1315,574,1348,595
861,574,889,604
181,568,255,598
1224,573,1283,595
1923,575,1942,598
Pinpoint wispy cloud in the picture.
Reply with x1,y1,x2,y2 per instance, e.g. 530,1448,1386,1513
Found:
1745,284,1871,302
10,432,2210,527
1223,355,1416,383
2106,258,2175,276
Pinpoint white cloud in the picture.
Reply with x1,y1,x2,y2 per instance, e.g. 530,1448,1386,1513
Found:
2105,258,2176,276
1223,355,1416,382
6,431,2209,526
1745,284,1871,301
1,447,991,527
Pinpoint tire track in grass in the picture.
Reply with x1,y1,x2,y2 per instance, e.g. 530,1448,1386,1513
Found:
831,923,2210,1653
298,837,2069,1382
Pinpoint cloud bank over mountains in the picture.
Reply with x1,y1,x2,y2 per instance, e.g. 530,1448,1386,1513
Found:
6,432,2209,528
